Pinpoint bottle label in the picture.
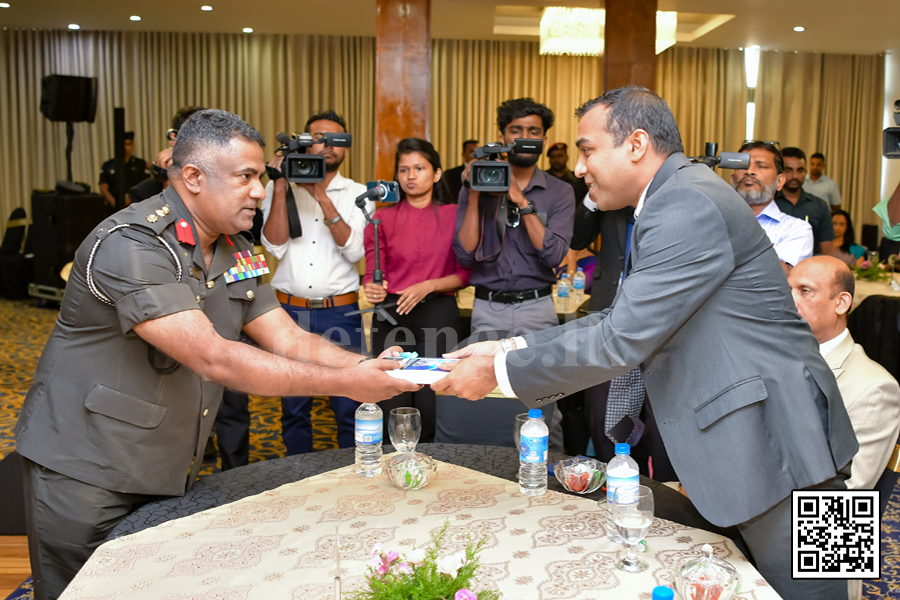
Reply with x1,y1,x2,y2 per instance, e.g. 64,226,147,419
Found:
355,419,383,444
558,288,569,298
573,280,585,290
606,474,640,500
520,435,548,463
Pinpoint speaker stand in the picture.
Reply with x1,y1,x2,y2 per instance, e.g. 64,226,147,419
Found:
65,121,74,183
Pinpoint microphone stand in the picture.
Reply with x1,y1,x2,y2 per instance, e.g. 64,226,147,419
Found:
345,193,399,326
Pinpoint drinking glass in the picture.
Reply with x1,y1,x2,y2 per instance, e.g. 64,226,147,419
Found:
388,407,421,452
611,485,654,573
869,250,880,265
514,412,545,452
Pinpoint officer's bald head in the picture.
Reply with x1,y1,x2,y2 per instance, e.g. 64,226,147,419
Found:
788,256,854,344
169,109,265,179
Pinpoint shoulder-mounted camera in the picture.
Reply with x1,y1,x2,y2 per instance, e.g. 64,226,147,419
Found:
274,131,352,183
687,142,750,170
470,138,543,192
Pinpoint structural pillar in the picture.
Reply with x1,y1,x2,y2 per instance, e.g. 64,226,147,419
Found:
603,0,657,92
375,0,431,180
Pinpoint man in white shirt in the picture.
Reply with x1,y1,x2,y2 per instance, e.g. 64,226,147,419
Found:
731,141,813,275
804,152,842,210
261,110,372,454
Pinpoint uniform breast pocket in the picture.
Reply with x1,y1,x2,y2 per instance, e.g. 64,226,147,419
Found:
693,376,768,430
227,281,257,336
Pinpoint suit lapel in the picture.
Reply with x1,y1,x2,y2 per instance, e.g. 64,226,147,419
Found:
824,333,855,378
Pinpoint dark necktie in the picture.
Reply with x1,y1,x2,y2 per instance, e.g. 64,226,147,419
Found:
605,211,645,443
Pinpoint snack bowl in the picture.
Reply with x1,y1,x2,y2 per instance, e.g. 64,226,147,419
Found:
387,451,437,491
554,457,606,494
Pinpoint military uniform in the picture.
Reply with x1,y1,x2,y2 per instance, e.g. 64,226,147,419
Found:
15,186,279,599
99,155,152,205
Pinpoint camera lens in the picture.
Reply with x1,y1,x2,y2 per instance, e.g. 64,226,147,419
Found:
477,167,503,185
290,159,316,177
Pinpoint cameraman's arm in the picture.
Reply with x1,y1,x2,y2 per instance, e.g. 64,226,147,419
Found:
262,155,290,247
301,183,352,248
457,188,482,253
509,182,547,250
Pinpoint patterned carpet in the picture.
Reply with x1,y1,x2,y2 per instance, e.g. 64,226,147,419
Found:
0,297,898,598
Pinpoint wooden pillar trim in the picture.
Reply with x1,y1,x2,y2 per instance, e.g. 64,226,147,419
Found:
603,0,657,92
375,0,431,180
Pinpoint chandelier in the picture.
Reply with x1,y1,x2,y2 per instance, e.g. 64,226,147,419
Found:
539,7,678,57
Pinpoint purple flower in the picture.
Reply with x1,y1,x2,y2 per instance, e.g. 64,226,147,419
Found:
455,590,477,600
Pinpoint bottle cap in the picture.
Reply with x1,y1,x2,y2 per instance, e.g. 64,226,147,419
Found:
615,443,630,455
561,274,568,279
577,267,583,271
528,409,542,419
651,587,674,600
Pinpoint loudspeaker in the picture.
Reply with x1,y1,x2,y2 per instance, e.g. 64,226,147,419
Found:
40,75,98,123
861,223,879,252
30,191,106,287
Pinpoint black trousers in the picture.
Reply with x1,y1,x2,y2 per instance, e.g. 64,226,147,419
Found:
370,293,462,444
21,458,156,600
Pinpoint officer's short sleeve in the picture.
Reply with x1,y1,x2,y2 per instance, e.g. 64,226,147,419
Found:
90,226,199,333
242,282,281,325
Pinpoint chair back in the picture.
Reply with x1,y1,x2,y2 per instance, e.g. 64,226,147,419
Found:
875,433,900,519
0,207,27,255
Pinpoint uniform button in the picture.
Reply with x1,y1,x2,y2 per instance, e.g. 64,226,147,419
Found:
206,281,215,289
246,290,255,299
195,295,201,303
202,408,209,417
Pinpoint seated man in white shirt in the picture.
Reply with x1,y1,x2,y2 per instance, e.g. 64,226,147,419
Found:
261,110,372,454
731,141,813,275
788,255,900,491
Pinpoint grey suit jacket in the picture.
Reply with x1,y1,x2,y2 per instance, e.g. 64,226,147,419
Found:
506,153,858,527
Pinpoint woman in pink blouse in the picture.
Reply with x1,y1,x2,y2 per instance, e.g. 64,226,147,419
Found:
364,138,471,443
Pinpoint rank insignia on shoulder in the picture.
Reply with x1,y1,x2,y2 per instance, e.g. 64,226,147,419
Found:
146,214,159,223
155,208,167,217
224,250,270,283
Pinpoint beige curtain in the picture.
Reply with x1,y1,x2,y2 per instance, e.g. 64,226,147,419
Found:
431,39,602,172
0,30,375,232
655,46,747,174
818,54,884,230
755,51,823,154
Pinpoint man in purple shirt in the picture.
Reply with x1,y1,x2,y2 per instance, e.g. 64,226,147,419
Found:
453,98,575,337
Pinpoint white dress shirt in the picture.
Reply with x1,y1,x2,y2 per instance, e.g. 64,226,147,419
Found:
756,200,814,267
495,181,652,397
260,174,371,298
818,328,850,358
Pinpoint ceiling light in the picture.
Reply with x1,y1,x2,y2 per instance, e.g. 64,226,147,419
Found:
201,5,213,11
68,23,80,30
242,27,253,33
0,3,10,8
539,7,678,56
793,26,805,32
744,45,761,89
130,15,141,21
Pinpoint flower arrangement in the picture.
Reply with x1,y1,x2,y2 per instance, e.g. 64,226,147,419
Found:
351,521,501,600
852,259,893,282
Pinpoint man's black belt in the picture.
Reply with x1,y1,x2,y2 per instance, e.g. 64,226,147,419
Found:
474,285,553,304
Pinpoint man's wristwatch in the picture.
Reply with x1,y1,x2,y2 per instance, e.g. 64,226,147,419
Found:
326,215,343,227
518,199,537,216
500,338,517,354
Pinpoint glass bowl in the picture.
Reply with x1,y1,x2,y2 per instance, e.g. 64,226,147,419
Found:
554,457,606,494
673,543,742,600
387,451,437,491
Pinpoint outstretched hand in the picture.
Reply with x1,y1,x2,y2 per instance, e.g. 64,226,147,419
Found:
351,358,421,403
442,340,504,360
430,355,498,401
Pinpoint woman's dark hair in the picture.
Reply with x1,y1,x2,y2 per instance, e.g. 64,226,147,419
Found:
393,137,452,206
832,209,856,253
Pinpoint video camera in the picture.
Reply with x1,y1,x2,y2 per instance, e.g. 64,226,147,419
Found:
470,138,543,192
688,142,750,170
275,131,352,183
884,99,900,159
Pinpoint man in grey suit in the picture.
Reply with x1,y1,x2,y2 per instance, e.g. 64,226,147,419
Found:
435,87,858,599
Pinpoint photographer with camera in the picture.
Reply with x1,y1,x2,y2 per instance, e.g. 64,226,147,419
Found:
261,110,372,455
454,98,575,335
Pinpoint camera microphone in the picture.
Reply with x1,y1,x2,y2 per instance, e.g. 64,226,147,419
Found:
275,132,293,146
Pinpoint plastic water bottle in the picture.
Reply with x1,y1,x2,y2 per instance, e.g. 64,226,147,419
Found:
518,408,549,496
572,267,586,306
355,403,383,476
652,586,674,600
606,443,640,502
556,274,571,313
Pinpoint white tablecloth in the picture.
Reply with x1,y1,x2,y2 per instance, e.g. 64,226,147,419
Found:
62,457,781,600
852,273,900,311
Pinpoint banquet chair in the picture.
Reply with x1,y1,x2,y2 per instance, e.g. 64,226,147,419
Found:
0,207,33,299
874,432,900,520
847,295,900,381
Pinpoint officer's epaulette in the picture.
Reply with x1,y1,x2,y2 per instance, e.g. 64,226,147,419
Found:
139,195,177,234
